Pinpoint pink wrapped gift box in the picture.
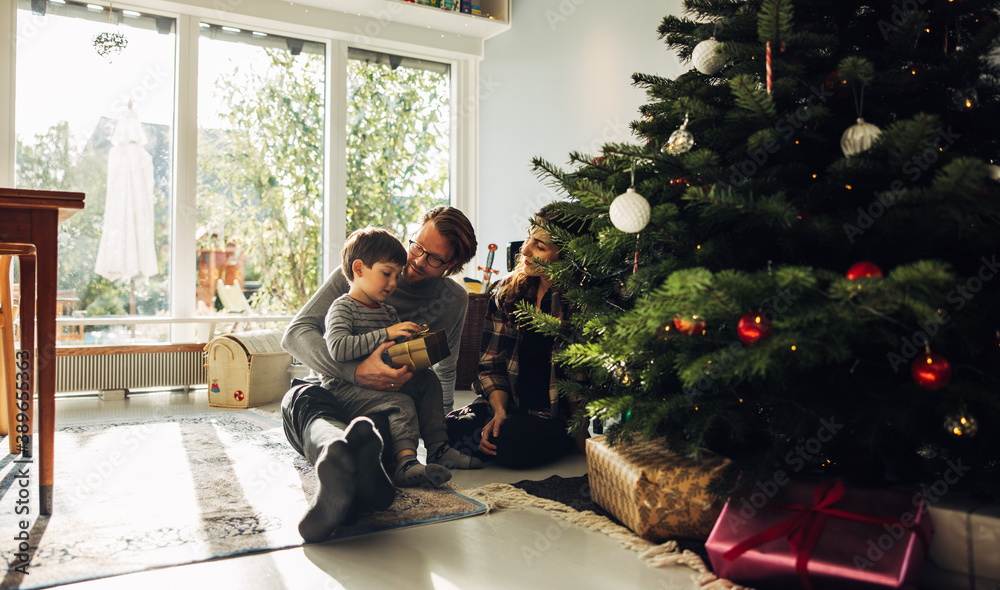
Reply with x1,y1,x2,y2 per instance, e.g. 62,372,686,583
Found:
706,478,934,590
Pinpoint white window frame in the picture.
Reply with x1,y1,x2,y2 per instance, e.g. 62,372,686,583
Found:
1,0,481,343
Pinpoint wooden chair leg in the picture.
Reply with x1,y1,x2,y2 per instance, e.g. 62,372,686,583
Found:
1,255,14,450
18,253,35,458
0,311,7,438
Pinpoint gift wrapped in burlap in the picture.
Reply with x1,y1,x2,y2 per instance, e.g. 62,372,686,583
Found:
586,434,732,542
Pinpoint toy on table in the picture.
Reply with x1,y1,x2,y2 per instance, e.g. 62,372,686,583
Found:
477,243,499,292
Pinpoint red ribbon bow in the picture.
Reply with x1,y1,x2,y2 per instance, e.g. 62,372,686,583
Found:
722,479,926,590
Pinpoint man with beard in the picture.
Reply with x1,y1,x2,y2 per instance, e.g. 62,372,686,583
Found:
280,206,477,541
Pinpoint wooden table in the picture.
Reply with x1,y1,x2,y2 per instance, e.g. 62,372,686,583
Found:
0,188,85,514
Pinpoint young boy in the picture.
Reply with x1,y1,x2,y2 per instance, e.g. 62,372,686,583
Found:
322,227,481,490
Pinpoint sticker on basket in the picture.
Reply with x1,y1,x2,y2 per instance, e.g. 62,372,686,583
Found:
211,380,220,394
234,390,245,402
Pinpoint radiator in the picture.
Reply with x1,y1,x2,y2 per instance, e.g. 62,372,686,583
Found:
56,350,207,393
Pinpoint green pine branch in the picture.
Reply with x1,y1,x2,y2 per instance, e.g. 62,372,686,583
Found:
682,184,798,228
729,74,777,119
512,299,564,338
757,0,793,45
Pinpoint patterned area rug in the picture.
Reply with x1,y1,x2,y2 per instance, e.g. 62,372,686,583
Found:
0,412,486,590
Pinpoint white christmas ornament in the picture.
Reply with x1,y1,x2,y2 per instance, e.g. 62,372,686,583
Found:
609,188,651,233
840,117,881,157
692,38,724,75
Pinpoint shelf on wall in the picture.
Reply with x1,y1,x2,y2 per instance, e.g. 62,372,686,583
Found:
403,0,508,22
291,0,510,40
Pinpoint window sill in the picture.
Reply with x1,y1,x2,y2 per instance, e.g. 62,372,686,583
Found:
55,314,294,345
56,313,293,326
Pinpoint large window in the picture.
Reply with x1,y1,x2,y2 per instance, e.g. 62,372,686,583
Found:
197,25,325,315
9,1,471,346
15,1,175,345
346,49,450,239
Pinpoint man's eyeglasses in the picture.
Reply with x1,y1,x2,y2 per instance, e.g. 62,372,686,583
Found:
408,240,451,268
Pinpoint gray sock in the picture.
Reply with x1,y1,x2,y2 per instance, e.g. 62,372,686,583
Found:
392,457,452,488
427,442,483,469
344,417,395,511
298,440,355,543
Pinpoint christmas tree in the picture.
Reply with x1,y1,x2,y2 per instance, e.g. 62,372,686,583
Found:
529,0,1000,490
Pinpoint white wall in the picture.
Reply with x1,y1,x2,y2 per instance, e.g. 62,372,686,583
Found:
476,0,685,274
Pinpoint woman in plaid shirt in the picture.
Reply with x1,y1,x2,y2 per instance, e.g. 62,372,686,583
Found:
446,205,587,468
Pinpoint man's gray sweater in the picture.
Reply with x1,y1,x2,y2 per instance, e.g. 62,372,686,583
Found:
282,267,469,412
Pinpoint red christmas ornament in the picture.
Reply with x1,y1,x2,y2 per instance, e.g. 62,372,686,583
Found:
674,313,706,335
911,351,952,390
737,312,773,345
846,261,883,280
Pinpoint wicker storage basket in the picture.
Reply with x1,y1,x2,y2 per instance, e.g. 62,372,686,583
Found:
206,329,291,408
456,293,489,390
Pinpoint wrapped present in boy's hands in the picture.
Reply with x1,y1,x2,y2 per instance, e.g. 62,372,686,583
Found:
388,325,451,370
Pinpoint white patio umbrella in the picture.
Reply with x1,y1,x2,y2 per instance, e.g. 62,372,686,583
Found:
94,103,158,315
